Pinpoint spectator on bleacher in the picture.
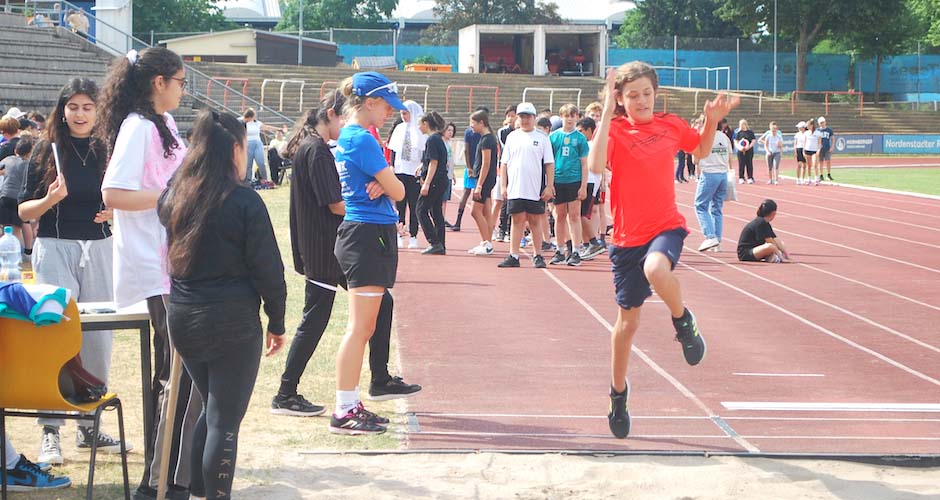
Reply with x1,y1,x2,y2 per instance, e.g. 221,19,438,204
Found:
388,100,426,248
97,46,195,500
0,116,21,161
733,119,756,184
415,110,449,255
17,78,128,466
28,13,50,27
66,8,89,39
242,108,279,185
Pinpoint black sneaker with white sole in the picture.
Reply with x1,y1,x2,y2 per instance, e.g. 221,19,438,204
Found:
608,379,631,439
549,251,567,265
76,427,131,454
368,376,422,401
532,254,547,268
329,407,387,435
672,308,706,365
566,252,582,266
271,393,326,417
498,255,520,268
356,402,390,426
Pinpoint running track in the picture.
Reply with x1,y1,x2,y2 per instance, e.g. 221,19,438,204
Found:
391,157,940,455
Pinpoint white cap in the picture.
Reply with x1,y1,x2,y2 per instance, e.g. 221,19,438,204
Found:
796,121,806,128
3,107,25,120
818,116,827,123
516,102,537,116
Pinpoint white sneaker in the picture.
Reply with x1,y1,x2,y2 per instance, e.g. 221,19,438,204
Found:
396,235,403,249
697,238,720,252
747,178,755,184
707,243,721,252
38,427,64,465
408,237,418,249
470,242,494,255
737,178,745,184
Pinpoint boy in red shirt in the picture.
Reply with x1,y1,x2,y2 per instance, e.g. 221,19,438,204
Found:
588,61,739,438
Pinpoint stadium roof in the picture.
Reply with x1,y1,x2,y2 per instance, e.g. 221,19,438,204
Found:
391,0,636,25
216,0,281,23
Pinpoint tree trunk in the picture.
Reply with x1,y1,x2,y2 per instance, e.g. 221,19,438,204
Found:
874,53,882,104
796,34,809,96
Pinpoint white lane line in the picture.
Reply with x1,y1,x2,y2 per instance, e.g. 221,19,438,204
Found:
414,413,940,423
535,263,761,453
752,177,940,205
724,416,940,423
733,373,825,377
677,259,940,388
404,430,729,439
742,435,940,441
677,202,940,275
683,243,940,355
723,402,940,412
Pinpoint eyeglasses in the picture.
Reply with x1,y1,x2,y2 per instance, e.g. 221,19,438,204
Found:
364,81,398,96
170,76,188,88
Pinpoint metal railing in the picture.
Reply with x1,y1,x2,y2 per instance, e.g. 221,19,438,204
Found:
445,85,499,113
791,91,864,116
206,77,249,112
521,87,583,111
399,84,429,110
689,89,765,114
319,80,340,99
10,0,293,126
261,79,306,113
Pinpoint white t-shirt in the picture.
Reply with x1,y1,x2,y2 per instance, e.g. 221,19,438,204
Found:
501,128,554,201
697,132,733,174
794,130,806,149
586,139,601,196
759,130,784,153
804,130,820,151
102,112,186,307
246,120,263,142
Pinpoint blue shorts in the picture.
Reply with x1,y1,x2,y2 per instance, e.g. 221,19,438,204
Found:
609,227,688,310
464,169,478,189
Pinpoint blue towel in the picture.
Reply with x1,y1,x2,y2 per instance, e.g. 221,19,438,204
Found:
0,282,72,325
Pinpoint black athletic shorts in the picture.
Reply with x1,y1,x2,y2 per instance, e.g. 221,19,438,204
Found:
507,198,546,215
796,148,806,163
553,181,582,204
334,221,398,289
474,176,496,203
581,183,596,218
804,149,817,157
609,227,687,310
0,197,22,226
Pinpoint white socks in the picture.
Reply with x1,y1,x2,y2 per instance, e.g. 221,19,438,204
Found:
334,387,359,417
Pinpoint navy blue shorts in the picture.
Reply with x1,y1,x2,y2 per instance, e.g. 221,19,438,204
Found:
609,227,688,310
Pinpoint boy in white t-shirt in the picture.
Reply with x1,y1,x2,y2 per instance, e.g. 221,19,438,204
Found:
497,103,555,268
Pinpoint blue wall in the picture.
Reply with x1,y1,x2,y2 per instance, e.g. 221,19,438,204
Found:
338,44,459,70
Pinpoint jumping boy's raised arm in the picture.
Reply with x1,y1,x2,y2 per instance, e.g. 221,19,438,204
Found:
693,94,739,159
588,70,617,176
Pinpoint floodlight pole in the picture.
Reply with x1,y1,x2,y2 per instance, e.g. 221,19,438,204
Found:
773,0,778,98
297,0,304,66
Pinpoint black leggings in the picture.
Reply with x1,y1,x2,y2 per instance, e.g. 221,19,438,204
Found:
737,150,754,180
278,281,393,396
395,173,420,237
417,180,447,246
184,337,261,500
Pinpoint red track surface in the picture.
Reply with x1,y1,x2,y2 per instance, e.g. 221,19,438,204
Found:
392,156,940,455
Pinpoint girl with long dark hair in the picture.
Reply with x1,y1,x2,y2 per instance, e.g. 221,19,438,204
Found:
97,46,196,499
416,110,449,255
467,109,498,256
158,109,286,500
18,78,128,465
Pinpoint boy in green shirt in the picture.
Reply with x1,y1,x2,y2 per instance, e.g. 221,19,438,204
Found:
548,104,589,266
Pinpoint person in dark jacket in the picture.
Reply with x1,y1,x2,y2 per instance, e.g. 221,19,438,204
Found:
158,110,286,500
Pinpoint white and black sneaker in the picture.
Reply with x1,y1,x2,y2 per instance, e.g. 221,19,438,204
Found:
37,426,63,465
329,406,387,435
367,376,422,401
76,427,131,454
271,393,326,417
673,308,706,366
581,241,606,260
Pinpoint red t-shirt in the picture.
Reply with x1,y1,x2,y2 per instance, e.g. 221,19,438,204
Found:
606,113,700,247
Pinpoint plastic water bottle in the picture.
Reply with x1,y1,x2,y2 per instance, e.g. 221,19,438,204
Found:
0,226,22,282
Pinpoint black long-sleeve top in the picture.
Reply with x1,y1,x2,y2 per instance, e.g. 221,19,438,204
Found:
158,184,287,335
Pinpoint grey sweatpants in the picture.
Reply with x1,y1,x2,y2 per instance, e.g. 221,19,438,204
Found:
32,237,114,429
4,435,16,470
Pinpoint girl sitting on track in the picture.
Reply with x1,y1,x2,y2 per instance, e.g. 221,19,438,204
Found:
736,199,791,263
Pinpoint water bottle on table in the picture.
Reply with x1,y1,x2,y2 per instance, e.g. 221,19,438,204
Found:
0,226,23,282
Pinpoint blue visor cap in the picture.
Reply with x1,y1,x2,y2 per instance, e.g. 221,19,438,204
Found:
352,72,407,110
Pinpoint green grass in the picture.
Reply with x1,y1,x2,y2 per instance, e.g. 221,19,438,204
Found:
785,167,940,196
10,185,400,499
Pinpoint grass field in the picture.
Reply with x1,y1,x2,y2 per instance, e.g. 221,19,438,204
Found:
8,185,400,499
783,167,940,196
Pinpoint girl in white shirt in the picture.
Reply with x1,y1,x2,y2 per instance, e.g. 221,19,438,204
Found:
793,121,807,184
242,108,280,184
387,100,426,248
803,119,821,186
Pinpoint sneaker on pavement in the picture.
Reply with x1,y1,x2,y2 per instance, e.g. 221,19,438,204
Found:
747,178,755,184
421,243,446,255
329,407,387,435
566,252,582,266
498,255,520,268
532,254,547,268
76,427,132,454
470,243,494,256
737,178,745,184
707,243,721,252
3,454,71,492
549,251,567,265
541,241,555,252
582,242,606,260
38,427,63,465
271,393,326,417
608,380,631,439
827,173,834,181
697,238,720,252
408,237,419,249
367,376,422,401
672,308,706,366
356,402,390,426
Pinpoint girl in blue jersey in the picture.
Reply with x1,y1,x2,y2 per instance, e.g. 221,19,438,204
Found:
330,72,407,435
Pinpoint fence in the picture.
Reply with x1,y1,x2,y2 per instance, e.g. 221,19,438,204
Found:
261,79,307,113
521,88,583,110
652,66,731,91
206,77,250,111
445,85,499,113
791,91,864,116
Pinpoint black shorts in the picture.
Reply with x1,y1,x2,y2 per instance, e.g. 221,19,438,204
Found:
0,197,22,226
554,181,581,204
804,150,817,157
737,246,759,262
609,227,688,310
796,148,806,163
334,221,398,289
507,198,546,215
580,183,596,218
474,176,496,203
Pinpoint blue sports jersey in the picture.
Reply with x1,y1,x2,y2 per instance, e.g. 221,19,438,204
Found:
335,124,397,224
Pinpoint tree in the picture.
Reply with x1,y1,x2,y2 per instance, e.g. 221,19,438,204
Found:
276,0,398,32
909,0,940,49
133,0,233,37
614,0,743,48
423,0,564,44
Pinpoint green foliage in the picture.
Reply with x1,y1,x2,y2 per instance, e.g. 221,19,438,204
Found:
908,0,940,48
614,0,743,48
277,0,398,31
422,0,564,44
403,55,440,65
132,0,233,36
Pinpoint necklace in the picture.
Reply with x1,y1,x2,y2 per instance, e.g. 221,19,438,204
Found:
71,141,93,167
